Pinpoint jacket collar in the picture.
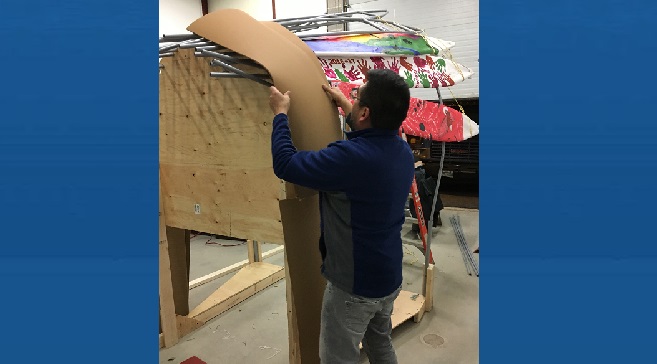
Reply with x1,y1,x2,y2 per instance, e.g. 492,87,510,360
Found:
345,127,398,140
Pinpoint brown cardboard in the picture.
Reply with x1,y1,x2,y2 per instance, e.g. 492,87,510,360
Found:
279,196,325,364
187,9,342,152
188,10,340,363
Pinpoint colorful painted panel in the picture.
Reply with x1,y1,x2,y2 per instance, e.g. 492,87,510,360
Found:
320,55,473,88
331,81,479,142
303,33,455,56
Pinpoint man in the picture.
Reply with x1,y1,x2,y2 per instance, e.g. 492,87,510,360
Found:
268,69,414,364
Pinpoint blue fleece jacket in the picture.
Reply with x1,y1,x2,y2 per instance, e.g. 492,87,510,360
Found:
271,113,414,298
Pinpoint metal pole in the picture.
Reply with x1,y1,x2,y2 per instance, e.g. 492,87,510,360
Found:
363,19,388,31
159,33,200,42
272,9,388,23
203,49,265,69
451,215,478,276
451,216,472,275
159,43,180,53
457,215,479,276
209,61,273,87
452,216,472,275
180,41,213,49
209,72,271,79
298,30,417,39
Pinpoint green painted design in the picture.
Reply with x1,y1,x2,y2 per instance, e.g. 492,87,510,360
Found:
365,35,438,56
334,69,349,82
418,72,431,88
403,70,414,88
435,58,446,72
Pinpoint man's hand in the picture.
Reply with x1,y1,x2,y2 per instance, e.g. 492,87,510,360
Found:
321,84,352,115
269,86,290,115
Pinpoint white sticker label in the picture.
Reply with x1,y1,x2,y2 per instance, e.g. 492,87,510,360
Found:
194,204,201,214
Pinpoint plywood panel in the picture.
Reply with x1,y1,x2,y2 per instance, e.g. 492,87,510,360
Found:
160,163,284,243
159,47,285,242
160,49,274,168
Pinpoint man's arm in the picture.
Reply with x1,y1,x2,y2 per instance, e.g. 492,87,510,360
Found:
268,86,353,191
271,113,352,191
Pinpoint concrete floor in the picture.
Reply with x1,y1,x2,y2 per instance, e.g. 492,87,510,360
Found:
160,207,479,364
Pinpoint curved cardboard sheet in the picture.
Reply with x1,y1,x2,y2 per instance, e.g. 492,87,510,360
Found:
188,9,342,153
188,10,334,363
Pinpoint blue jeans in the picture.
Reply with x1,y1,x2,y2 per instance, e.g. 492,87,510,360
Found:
319,281,402,364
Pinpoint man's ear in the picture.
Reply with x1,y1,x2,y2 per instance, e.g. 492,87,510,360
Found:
356,106,370,122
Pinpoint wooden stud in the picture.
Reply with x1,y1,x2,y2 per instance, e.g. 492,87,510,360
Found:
247,239,255,264
254,241,263,262
425,264,435,312
188,246,284,289
285,252,301,364
159,174,180,348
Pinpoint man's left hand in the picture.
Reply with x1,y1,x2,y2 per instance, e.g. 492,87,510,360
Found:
269,86,290,115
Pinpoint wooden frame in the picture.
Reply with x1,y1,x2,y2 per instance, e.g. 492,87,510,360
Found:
159,193,285,348
158,41,435,359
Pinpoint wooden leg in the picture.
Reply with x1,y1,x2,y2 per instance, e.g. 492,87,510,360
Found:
167,226,191,315
425,264,434,312
285,251,301,364
255,241,263,262
247,239,255,263
159,176,179,348
247,240,263,263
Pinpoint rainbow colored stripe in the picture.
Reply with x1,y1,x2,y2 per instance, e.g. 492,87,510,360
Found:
303,33,440,56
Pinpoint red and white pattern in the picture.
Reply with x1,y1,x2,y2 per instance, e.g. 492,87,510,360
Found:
320,55,473,88
331,81,479,142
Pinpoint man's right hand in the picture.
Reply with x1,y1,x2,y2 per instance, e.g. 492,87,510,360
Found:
322,84,352,115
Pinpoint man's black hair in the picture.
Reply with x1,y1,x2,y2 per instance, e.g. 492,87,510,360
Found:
358,69,410,130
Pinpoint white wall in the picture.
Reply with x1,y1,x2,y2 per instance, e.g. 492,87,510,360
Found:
159,0,326,36
349,0,479,100
208,0,326,20
159,0,202,35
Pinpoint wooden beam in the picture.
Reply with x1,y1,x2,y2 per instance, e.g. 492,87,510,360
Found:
189,262,285,323
285,252,301,364
177,315,204,339
159,175,180,348
247,240,255,263
188,246,284,289
424,264,434,312
255,241,263,262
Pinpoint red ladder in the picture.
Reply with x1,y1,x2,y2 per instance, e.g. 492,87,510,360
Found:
400,129,435,264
